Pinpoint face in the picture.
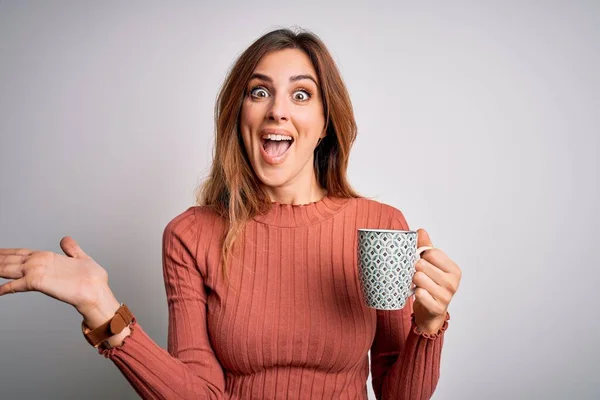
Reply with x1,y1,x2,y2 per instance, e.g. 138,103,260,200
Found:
239,48,326,195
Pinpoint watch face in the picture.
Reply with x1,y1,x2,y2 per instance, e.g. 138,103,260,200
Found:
109,305,133,334
110,311,130,334
110,317,126,334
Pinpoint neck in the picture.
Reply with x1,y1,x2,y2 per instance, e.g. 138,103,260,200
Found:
263,173,327,205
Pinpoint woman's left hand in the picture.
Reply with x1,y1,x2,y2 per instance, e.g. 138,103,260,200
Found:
411,228,462,335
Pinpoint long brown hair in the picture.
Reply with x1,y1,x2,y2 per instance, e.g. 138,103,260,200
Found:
196,27,361,283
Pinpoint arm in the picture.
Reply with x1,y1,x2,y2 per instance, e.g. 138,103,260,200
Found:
369,209,450,400
86,207,225,399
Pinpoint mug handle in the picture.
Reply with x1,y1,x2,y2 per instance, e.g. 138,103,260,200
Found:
407,245,435,297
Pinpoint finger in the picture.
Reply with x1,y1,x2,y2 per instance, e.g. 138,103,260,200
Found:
0,248,33,256
60,236,90,259
0,255,26,279
416,229,459,273
413,270,451,304
416,228,434,253
0,279,28,296
415,258,448,287
0,254,27,265
414,287,445,315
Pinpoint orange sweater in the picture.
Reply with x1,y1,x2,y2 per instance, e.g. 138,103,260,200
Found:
98,196,449,399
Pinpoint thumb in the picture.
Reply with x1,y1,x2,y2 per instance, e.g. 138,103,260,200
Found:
60,236,90,259
416,228,434,251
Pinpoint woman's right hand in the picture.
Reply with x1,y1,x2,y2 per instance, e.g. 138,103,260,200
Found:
0,236,110,315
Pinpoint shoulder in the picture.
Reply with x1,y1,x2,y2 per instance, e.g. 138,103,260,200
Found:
163,205,226,242
353,197,411,230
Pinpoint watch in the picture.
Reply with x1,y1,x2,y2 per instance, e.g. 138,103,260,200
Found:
81,303,134,349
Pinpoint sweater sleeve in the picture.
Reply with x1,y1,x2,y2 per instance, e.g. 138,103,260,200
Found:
96,207,225,399
369,208,450,400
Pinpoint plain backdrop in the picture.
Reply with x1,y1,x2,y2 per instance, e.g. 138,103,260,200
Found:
1,1,598,399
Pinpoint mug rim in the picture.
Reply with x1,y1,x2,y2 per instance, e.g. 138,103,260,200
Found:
357,228,416,233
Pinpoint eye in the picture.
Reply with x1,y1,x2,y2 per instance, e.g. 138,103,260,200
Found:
292,89,312,102
249,86,270,98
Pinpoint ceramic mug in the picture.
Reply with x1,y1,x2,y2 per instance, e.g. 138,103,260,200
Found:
357,229,433,310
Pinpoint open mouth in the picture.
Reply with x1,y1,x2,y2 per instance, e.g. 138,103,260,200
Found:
261,134,294,158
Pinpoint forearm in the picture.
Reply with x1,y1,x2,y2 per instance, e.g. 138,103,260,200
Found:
379,312,450,400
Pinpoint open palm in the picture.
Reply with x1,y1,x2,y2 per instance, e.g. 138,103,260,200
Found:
0,236,108,313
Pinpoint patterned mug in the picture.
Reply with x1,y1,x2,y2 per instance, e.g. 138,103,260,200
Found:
357,229,432,310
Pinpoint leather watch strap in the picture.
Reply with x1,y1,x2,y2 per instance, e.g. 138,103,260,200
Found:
81,303,133,348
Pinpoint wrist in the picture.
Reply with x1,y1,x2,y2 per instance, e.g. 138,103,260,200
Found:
78,286,121,330
415,313,447,335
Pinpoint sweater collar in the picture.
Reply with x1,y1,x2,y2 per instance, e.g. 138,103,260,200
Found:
252,195,352,227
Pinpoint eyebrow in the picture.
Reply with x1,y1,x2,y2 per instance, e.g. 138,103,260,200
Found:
249,73,319,87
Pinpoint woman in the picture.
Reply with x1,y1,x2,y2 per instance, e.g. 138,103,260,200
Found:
0,28,461,399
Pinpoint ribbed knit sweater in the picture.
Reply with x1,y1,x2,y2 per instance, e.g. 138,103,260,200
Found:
98,196,449,399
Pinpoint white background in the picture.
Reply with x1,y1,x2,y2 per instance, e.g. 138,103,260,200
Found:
1,1,598,399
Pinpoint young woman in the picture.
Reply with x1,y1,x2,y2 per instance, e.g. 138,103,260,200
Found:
0,28,462,399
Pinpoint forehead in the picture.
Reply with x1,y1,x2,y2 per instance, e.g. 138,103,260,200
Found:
253,48,318,83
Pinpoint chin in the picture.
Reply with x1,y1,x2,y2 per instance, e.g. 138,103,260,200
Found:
255,168,292,189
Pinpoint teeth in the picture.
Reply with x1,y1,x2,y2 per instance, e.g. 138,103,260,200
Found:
263,133,293,141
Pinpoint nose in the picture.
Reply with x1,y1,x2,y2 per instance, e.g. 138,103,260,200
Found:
266,95,289,122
